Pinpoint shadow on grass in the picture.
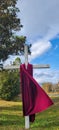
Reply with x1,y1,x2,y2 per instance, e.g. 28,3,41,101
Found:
0,105,22,111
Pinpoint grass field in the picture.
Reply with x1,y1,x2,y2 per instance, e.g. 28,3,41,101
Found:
0,97,59,130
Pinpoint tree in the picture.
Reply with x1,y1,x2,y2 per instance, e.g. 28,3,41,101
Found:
13,57,21,65
0,57,22,101
0,70,20,101
0,0,26,61
42,82,52,93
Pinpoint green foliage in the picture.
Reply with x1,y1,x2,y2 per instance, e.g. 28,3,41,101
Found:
13,57,21,65
0,0,27,61
0,70,20,100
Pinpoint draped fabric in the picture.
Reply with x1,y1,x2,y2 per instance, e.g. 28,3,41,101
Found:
20,63,53,122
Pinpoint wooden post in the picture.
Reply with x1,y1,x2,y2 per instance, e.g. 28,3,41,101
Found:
24,44,30,129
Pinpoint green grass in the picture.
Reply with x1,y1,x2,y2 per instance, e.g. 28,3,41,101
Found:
0,97,59,130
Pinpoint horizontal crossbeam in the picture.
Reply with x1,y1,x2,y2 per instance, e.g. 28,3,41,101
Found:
0,64,50,71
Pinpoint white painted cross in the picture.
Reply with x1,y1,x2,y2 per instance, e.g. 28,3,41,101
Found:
0,44,50,129
24,44,50,129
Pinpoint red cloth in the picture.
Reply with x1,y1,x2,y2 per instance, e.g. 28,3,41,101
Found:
20,63,53,122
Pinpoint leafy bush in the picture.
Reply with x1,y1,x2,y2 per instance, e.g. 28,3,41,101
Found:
0,71,20,101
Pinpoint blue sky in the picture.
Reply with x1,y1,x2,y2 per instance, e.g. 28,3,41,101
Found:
5,0,59,84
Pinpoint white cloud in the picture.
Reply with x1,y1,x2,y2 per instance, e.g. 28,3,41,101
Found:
17,0,59,61
4,55,24,65
33,69,59,84
29,40,52,60
17,0,59,40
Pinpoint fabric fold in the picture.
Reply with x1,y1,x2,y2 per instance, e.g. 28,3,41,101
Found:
20,63,53,122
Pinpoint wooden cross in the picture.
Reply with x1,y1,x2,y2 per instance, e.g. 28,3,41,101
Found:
0,44,50,129
24,45,50,129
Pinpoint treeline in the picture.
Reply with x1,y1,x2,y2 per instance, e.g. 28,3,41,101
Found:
42,82,59,93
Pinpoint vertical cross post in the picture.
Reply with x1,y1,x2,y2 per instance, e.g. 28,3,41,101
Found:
24,44,30,129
